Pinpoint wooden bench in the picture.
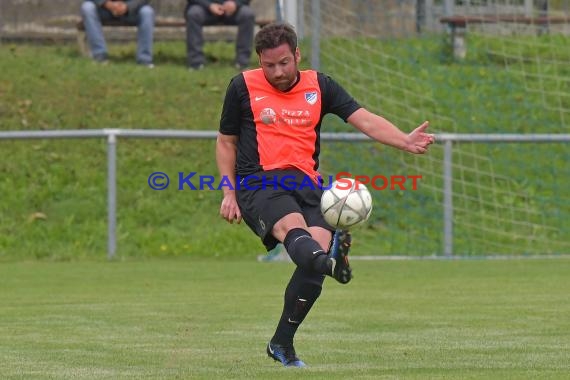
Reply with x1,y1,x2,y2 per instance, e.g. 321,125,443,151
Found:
440,14,569,59
76,17,273,56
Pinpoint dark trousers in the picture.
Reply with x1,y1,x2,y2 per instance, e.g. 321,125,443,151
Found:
185,4,255,67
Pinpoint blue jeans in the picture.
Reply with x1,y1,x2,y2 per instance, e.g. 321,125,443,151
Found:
80,1,154,64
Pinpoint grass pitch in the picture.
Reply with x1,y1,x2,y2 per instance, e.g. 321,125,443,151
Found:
1,258,569,379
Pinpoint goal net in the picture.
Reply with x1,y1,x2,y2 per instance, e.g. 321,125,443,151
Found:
298,0,570,256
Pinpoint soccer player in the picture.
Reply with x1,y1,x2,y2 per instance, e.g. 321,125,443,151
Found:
216,22,434,367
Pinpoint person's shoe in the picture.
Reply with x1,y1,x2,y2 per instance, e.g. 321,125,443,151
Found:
93,54,109,65
188,63,204,71
266,341,306,368
329,230,352,284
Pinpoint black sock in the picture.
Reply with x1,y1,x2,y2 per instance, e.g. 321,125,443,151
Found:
283,228,331,274
271,267,325,346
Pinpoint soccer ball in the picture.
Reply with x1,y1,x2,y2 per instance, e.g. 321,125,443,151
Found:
320,178,373,229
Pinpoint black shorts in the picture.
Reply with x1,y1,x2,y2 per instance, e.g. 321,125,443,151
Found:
236,169,334,251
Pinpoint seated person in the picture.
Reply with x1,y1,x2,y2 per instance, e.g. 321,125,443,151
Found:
185,0,256,70
80,0,155,67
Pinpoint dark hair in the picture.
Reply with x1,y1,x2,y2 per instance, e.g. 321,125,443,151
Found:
254,22,298,55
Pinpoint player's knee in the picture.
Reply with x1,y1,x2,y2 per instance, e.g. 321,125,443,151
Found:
80,1,97,17
238,6,255,23
283,228,312,253
186,5,205,23
138,5,155,20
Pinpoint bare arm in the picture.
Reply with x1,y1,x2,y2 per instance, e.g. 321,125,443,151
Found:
347,108,435,154
216,133,242,223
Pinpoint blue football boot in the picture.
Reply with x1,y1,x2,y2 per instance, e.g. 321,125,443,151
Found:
267,341,306,368
329,230,352,284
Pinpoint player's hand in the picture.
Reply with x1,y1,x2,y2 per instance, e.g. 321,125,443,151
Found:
105,1,127,17
220,192,242,224
407,121,435,154
209,3,225,16
222,1,237,16
112,2,128,17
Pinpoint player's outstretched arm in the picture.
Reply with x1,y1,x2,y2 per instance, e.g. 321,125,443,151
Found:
216,133,242,224
347,108,435,154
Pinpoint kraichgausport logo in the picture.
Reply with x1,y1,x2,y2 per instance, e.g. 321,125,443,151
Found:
147,171,422,191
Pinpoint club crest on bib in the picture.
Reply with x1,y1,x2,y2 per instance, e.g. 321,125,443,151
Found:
305,91,318,105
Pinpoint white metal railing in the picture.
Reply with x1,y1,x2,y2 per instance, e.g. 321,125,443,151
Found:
1,129,569,259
